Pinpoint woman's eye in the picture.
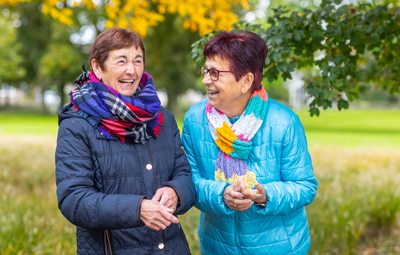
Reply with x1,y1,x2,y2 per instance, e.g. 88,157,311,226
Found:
210,69,218,76
135,60,142,64
118,60,125,64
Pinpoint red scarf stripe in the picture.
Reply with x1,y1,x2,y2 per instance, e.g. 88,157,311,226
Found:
124,102,154,118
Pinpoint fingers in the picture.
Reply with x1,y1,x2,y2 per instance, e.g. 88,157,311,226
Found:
151,189,164,202
140,199,179,231
223,184,253,211
156,187,178,211
241,182,267,203
161,208,179,224
225,185,244,199
254,182,266,193
231,198,253,211
232,177,247,193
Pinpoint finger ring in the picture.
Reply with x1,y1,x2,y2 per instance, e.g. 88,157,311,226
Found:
234,204,237,208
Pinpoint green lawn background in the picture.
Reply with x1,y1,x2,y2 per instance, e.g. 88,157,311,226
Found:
1,109,399,254
1,109,399,147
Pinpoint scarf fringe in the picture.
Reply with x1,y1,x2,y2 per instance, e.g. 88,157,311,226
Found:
152,112,164,137
75,107,101,128
98,125,113,139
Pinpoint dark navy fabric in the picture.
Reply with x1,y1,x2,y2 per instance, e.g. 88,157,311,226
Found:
56,103,196,255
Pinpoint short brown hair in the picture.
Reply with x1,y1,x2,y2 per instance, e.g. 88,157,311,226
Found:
89,27,145,70
204,31,268,92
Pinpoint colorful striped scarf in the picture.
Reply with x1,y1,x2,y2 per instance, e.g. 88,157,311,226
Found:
70,69,163,144
206,88,269,189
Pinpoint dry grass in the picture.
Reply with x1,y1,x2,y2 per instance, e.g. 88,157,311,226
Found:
1,134,400,254
0,135,76,255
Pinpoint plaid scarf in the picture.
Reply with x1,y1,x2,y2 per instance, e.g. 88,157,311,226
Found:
207,88,269,189
70,68,163,144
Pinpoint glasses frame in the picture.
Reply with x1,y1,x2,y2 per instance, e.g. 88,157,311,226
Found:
200,66,237,81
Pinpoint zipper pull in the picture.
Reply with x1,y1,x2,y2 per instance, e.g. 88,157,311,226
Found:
180,146,188,157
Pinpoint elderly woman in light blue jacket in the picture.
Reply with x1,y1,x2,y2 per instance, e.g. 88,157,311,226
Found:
181,30,318,255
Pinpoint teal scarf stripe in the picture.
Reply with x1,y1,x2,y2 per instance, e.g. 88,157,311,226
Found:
244,94,269,120
230,139,253,159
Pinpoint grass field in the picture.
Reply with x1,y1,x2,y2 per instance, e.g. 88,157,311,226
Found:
1,109,399,254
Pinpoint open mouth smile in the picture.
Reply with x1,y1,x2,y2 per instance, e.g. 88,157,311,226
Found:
119,79,135,86
208,90,219,96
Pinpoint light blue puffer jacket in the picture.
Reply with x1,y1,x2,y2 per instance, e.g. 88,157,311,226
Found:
181,98,318,255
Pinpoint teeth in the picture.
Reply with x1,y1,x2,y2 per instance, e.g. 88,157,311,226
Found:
120,80,134,86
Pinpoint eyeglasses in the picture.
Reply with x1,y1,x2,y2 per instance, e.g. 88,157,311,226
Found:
200,66,237,81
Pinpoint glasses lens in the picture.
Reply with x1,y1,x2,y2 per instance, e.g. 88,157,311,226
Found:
209,69,219,81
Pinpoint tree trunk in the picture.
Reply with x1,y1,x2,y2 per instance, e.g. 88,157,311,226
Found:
59,82,65,107
41,86,48,114
167,91,180,118
3,84,10,108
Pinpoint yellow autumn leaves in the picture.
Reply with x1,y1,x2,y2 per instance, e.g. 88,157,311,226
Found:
0,0,249,37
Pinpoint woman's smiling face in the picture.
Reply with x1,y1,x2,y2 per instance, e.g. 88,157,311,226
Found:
92,46,144,96
203,56,252,118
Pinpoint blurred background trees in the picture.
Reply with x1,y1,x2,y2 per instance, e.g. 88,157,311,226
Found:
192,0,400,115
0,1,399,254
0,0,249,115
0,0,398,116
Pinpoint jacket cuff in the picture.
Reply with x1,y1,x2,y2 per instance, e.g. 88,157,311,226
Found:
136,196,146,227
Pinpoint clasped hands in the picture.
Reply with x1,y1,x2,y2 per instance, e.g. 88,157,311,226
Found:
140,187,179,231
223,176,267,211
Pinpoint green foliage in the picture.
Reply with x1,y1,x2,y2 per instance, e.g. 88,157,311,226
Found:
0,15,25,84
261,77,289,101
145,13,200,116
38,21,86,106
13,2,53,85
192,0,400,116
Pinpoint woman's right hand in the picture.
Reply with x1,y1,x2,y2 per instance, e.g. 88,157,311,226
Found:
140,199,179,231
223,184,253,211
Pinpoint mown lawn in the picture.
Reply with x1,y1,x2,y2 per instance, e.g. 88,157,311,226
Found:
1,109,399,254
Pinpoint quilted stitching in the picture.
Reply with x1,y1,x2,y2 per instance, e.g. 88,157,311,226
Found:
77,227,104,255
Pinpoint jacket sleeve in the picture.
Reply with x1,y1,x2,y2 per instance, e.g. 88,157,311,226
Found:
55,118,145,230
253,114,318,216
162,115,196,215
181,115,235,216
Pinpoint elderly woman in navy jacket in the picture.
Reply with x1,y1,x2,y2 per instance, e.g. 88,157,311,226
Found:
55,27,195,255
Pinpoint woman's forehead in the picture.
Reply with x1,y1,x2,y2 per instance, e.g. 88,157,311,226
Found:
109,46,143,59
205,56,230,69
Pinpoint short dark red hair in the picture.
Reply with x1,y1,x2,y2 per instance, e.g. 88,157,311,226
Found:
89,27,145,70
203,31,268,92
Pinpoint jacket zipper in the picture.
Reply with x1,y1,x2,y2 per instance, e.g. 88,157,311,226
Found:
178,222,191,255
146,143,167,255
235,212,243,255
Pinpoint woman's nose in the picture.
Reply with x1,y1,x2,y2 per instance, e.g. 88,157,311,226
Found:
125,63,135,75
202,73,212,85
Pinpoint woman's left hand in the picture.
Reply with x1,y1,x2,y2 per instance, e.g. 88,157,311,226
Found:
152,187,179,212
223,184,253,211
235,177,267,204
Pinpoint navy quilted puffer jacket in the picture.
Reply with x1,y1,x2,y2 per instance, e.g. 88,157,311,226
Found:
55,103,196,255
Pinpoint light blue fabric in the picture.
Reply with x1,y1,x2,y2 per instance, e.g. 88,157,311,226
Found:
182,98,318,255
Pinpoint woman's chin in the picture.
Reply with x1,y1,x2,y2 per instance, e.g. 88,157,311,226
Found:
118,86,138,96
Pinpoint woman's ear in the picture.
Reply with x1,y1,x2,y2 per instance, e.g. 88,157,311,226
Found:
91,59,102,80
241,72,254,94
